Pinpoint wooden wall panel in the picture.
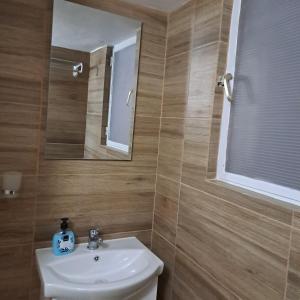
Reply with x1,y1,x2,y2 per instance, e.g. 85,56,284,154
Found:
0,1,49,299
152,0,300,300
4,0,298,299
46,46,90,158
0,0,166,299
84,46,112,159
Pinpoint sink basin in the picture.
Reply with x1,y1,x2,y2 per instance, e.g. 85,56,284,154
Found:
36,237,164,300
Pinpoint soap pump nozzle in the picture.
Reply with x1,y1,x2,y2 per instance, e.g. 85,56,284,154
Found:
60,218,69,233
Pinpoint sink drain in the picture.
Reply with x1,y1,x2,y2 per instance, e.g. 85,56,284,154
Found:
94,256,100,262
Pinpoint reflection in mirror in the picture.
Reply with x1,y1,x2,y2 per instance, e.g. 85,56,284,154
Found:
45,0,142,160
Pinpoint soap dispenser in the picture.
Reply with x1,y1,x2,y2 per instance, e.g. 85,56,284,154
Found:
52,218,75,256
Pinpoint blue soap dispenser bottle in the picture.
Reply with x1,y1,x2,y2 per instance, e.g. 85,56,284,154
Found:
52,218,75,256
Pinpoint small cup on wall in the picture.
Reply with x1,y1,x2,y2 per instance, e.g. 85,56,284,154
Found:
2,171,22,198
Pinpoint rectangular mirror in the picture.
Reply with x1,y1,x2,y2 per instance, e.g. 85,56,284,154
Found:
45,0,142,160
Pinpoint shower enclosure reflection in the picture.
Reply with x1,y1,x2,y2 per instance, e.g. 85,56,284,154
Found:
45,0,141,160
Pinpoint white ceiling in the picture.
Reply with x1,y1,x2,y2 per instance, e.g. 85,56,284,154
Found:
122,0,189,12
52,0,141,52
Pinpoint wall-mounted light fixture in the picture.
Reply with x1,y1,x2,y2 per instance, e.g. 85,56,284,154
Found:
2,171,22,198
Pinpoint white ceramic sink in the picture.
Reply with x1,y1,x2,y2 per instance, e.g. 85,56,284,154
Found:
36,237,164,300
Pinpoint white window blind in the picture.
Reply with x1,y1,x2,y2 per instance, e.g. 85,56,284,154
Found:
220,0,300,202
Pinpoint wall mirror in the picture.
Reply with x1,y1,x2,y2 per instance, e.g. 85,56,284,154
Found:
45,0,142,160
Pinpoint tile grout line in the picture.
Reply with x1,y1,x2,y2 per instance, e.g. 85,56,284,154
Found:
172,0,197,294
218,0,226,42
283,209,294,300
29,76,45,300
164,37,220,63
174,0,196,250
153,229,176,249
150,14,169,249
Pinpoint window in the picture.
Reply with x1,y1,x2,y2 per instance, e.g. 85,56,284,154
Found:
217,0,300,205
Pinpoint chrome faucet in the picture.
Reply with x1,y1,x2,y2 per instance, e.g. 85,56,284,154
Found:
87,228,103,250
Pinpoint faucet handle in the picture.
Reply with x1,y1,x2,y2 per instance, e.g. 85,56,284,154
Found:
88,227,100,239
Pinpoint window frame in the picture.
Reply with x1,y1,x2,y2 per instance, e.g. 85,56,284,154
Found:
217,0,300,206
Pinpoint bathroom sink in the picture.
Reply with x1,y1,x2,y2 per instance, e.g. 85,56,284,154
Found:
36,237,164,300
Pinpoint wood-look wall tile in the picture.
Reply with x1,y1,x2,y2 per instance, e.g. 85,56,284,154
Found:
166,1,195,58
153,213,177,246
0,102,40,147
220,0,233,43
36,192,154,221
135,55,164,117
47,47,89,149
45,143,84,159
0,245,32,300
133,116,160,154
35,213,152,242
34,230,152,252
9,0,51,9
152,232,176,300
85,46,111,154
185,43,219,118
0,0,167,299
39,159,156,176
181,117,210,187
0,54,44,82
38,174,155,196
157,118,184,181
0,4,46,60
40,116,160,175
173,250,239,300
162,53,190,118
0,1,46,31
216,41,229,85
156,175,180,200
135,75,163,118
0,145,38,174
207,116,221,178
153,0,295,298
198,180,293,225
286,228,300,300
156,157,180,182
177,185,289,300
36,174,155,241
292,210,300,229
84,114,103,142
193,0,223,48
158,118,184,148
30,252,42,300
181,162,207,192
103,230,152,247
154,176,179,244
0,221,34,248
138,54,165,82
0,76,41,106
180,185,291,259
140,27,166,60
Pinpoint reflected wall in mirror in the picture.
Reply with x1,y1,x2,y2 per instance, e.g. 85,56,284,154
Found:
45,0,142,160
